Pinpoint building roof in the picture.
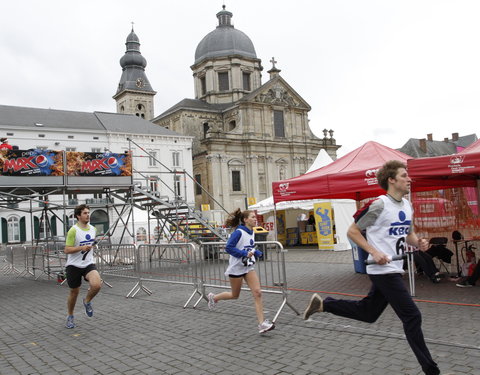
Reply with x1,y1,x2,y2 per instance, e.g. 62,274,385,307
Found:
398,133,478,158
154,99,232,120
194,6,257,65
0,104,182,137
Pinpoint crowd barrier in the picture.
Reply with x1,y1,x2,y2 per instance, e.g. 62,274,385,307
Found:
2,241,298,322
196,241,299,322
122,243,198,300
2,244,66,280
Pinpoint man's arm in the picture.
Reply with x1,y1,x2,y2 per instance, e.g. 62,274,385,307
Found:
406,231,428,252
64,227,93,254
347,222,390,265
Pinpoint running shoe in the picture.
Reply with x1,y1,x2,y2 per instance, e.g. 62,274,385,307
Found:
83,298,94,317
258,319,275,333
303,293,323,320
207,292,217,310
456,280,474,288
66,315,75,329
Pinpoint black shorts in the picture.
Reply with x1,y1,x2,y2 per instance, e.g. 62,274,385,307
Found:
65,264,97,289
228,273,247,278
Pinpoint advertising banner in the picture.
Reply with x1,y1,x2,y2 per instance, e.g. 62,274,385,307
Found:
0,149,64,176
314,202,334,250
66,151,132,176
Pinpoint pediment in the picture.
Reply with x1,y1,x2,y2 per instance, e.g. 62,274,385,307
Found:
241,76,311,110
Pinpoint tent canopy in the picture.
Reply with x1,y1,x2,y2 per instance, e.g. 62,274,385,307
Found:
272,141,412,203
305,149,333,173
407,139,480,190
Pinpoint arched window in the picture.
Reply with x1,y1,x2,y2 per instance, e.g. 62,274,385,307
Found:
228,120,236,132
90,210,109,235
7,217,20,242
203,123,209,139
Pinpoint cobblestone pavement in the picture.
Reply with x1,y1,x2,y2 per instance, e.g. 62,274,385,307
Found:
1,248,479,375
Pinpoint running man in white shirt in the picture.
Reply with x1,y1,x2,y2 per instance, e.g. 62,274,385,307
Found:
64,204,101,328
303,161,440,375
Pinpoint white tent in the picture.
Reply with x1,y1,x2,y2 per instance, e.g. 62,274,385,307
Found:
305,149,334,173
249,149,357,250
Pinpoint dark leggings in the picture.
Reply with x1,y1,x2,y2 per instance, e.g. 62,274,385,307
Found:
323,273,439,375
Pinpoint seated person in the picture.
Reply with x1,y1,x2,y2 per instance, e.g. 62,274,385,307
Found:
456,259,479,287
414,251,441,283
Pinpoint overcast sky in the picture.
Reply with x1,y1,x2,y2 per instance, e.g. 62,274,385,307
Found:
1,0,479,157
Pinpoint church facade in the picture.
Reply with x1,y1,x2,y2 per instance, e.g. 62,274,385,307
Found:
116,7,340,212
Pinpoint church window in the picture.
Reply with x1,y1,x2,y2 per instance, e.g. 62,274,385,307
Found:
7,217,20,242
274,110,285,137
218,72,229,91
195,174,202,195
232,170,241,191
242,72,251,91
120,105,125,112
137,104,144,111
228,120,236,132
200,76,206,95
203,123,209,138
141,114,145,119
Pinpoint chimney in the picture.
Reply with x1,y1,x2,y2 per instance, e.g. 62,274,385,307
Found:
452,132,459,141
419,138,427,153
427,133,433,141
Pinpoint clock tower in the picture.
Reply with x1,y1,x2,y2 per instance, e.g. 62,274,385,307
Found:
113,26,156,120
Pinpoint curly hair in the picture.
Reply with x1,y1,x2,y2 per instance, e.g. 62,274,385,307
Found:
74,204,90,220
225,208,252,228
376,160,407,191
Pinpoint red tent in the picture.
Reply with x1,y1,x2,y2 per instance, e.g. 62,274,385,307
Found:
407,139,480,190
272,141,412,203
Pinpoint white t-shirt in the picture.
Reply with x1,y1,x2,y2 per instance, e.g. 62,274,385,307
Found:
65,223,97,268
357,195,413,275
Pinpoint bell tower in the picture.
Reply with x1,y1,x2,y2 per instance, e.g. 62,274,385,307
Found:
113,26,156,120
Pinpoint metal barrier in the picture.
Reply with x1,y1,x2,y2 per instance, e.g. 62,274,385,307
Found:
126,243,199,302
2,245,28,276
95,244,137,289
196,241,299,322
31,243,66,280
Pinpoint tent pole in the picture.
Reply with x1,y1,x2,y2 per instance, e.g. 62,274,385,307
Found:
273,204,278,242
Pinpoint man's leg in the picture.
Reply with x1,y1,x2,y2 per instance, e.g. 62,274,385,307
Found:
373,274,440,375
84,269,102,303
322,278,388,323
67,287,80,316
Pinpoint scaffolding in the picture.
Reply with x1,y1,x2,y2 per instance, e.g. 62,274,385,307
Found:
0,141,228,247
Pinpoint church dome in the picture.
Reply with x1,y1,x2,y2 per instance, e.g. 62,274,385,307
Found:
120,28,147,69
194,6,257,65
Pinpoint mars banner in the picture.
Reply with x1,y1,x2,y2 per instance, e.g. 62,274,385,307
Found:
66,151,132,176
0,149,64,176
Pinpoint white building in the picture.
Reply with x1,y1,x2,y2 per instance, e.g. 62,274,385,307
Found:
0,104,193,244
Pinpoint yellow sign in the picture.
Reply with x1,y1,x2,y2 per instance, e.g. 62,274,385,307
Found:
201,204,210,211
247,197,257,206
313,202,334,250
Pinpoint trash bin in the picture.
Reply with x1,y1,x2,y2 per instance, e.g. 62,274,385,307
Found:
349,238,368,274
253,226,269,242
254,226,269,260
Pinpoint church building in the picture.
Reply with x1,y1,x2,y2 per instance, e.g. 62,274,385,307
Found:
116,7,340,212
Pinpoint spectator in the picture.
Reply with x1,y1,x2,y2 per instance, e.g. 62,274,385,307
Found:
0,137,13,150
